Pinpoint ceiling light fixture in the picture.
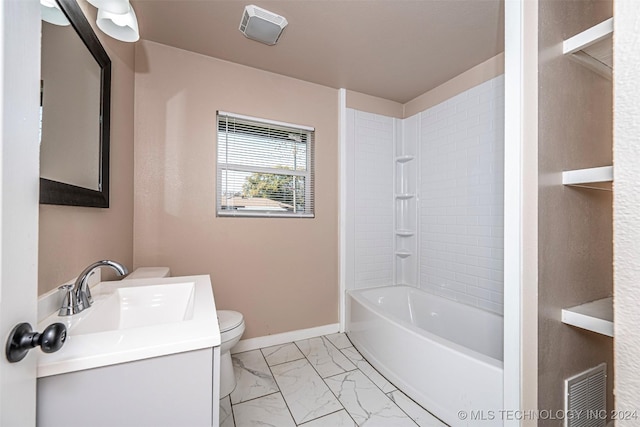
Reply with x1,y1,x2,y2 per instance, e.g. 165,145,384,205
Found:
239,5,288,46
40,0,70,26
87,0,128,14
88,0,140,42
96,4,140,42
40,0,139,42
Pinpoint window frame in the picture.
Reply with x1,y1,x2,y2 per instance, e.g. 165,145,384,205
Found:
216,111,315,218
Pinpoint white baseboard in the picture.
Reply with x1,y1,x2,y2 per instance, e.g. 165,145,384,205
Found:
231,323,340,354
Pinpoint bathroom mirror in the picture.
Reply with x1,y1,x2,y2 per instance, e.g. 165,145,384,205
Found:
40,0,111,207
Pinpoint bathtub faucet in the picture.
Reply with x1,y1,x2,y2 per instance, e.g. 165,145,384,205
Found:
58,260,129,316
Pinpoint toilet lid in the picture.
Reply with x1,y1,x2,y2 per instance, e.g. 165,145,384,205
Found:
217,310,244,332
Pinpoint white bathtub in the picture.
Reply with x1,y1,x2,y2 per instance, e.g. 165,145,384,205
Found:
347,285,503,427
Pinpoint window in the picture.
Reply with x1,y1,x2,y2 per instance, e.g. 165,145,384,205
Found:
217,111,315,218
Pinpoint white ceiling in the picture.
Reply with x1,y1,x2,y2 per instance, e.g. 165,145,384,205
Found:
131,0,504,104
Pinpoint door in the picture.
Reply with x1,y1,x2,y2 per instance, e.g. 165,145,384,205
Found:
0,0,42,426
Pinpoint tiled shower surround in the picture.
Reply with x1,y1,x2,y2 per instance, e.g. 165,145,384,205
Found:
345,75,505,314
221,333,447,426
348,113,395,289
419,76,505,314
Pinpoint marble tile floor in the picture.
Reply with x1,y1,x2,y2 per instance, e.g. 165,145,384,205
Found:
219,332,449,427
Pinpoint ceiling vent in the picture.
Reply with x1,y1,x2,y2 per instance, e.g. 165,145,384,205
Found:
239,5,288,46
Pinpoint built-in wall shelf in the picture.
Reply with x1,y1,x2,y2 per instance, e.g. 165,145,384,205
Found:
562,165,613,190
395,250,412,258
394,116,419,287
396,155,415,163
396,194,415,200
563,17,613,80
562,297,613,337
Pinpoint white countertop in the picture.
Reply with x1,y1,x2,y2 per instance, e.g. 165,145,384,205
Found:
37,275,220,378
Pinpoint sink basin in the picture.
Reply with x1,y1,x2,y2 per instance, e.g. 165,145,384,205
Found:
37,275,220,378
71,282,195,335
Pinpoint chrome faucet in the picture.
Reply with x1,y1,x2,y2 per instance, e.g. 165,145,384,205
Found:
58,260,128,316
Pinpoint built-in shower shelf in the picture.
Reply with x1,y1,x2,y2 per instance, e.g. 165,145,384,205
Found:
563,17,613,80
562,297,613,337
395,250,412,258
562,166,613,190
395,230,415,237
396,194,415,200
396,155,415,163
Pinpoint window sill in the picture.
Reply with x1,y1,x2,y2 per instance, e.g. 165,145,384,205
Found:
217,211,315,219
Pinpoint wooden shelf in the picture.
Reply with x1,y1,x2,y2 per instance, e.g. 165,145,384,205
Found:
562,166,612,190
395,230,415,237
563,18,613,80
562,297,613,337
395,250,411,258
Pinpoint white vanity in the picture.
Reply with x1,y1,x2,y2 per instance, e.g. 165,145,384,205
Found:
36,275,221,427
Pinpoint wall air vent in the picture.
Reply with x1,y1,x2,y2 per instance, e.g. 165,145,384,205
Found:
564,363,607,427
239,5,288,46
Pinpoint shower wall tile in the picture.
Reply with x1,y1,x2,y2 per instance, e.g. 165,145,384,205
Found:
345,77,504,311
419,75,505,314
346,109,395,290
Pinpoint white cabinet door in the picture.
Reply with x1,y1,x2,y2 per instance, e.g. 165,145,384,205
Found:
0,0,42,426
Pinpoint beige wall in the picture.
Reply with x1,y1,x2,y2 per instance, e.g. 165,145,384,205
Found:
538,0,613,422
38,1,135,295
345,90,403,119
346,53,504,120
404,53,504,117
133,41,339,339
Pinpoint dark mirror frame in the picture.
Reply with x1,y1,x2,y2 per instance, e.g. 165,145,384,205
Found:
40,0,111,208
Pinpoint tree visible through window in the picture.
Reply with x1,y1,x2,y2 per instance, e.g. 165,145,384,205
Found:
242,170,305,207
217,112,315,217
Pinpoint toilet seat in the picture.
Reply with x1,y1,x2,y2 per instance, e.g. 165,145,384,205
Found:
217,310,244,333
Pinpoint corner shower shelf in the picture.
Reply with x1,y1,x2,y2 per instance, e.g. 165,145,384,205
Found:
562,166,613,190
562,297,613,337
563,17,613,80
395,250,412,258
396,194,415,200
396,155,415,163
395,230,415,237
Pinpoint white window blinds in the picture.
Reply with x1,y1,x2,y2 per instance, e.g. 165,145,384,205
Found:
217,111,315,218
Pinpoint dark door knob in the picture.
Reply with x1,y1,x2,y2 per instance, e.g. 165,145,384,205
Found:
5,322,67,363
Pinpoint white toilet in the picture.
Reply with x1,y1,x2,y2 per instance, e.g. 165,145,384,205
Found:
217,310,245,397
125,267,245,397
